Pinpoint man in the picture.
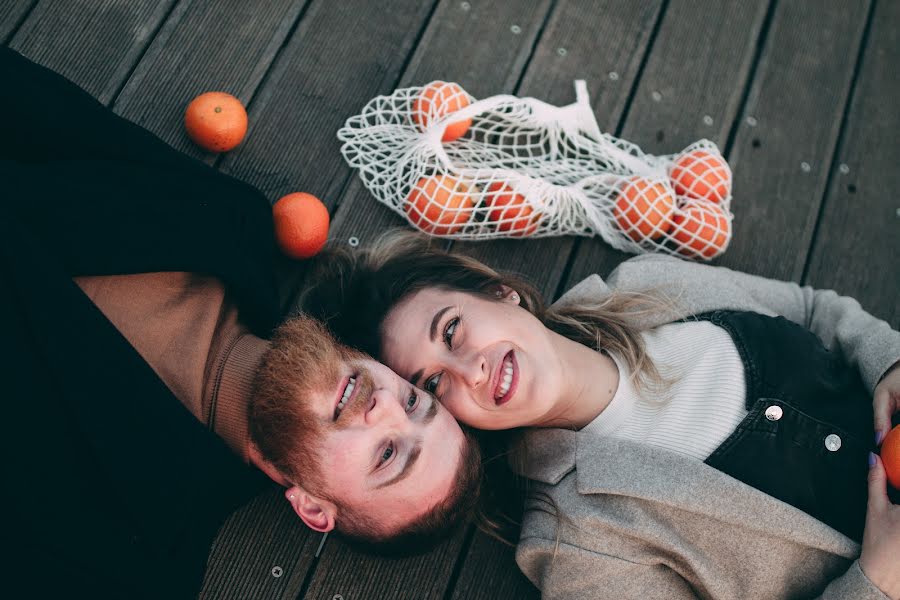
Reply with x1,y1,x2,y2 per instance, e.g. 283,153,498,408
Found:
250,316,480,553
2,47,478,600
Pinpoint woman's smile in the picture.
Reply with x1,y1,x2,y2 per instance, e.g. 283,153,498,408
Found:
493,350,518,406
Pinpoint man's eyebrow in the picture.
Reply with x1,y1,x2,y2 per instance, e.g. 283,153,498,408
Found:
376,441,422,489
423,393,438,424
409,306,453,385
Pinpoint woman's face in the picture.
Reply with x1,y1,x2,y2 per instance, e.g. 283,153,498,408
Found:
380,287,565,430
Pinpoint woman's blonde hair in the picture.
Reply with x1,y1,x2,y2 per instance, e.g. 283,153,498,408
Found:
298,229,669,543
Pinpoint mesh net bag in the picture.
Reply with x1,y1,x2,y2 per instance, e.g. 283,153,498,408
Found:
338,80,734,260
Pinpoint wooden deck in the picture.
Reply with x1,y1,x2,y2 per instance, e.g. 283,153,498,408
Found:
3,0,896,598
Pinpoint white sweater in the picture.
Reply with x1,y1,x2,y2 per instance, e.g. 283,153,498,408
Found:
586,321,747,460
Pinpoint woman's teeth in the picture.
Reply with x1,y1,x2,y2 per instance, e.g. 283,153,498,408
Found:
338,377,356,412
496,357,513,398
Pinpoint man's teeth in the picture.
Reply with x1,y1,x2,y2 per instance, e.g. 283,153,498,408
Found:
496,357,513,398
338,377,356,411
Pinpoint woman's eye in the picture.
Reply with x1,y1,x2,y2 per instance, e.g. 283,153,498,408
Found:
443,317,459,349
406,391,418,412
424,373,441,395
380,444,394,465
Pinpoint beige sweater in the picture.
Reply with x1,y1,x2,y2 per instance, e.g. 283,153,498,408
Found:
74,272,269,462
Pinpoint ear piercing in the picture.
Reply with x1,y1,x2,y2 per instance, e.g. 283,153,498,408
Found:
511,292,519,302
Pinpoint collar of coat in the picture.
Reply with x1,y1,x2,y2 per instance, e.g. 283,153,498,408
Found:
514,426,859,557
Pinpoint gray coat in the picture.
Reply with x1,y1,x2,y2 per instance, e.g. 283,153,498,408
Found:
515,254,900,600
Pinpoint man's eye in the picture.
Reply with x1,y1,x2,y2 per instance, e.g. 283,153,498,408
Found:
406,391,418,412
380,444,394,465
424,373,441,395
443,317,459,349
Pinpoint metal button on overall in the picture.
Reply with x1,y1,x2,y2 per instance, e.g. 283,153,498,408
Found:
764,406,783,421
824,434,842,451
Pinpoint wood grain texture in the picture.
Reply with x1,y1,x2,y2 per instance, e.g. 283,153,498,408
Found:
302,527,467,600
10,0,174,104
452,0,665,301
218,0,436,203
448,531,538,600
200,488,320,600
564,0,770,290
113,0,308,160
803,0,898,327
715,0,871,281
0,0,34,43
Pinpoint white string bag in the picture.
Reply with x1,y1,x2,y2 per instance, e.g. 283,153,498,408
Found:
338,80,734,260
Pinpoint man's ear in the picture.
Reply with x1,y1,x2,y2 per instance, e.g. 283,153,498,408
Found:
285,486,336,533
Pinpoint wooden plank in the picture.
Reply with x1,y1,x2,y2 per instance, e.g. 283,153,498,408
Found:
9,0,175,103
803,0,898,327
219,0,436,203
0,0,34,44
563,0,769,290
714,0,871,281
452,0,666,300
328,0,554,252
200,489,320,600
449,532,537,600
302,527,468,600
113,0,309,160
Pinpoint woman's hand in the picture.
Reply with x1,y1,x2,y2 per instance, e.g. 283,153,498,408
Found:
874,361,900,445
859,454,900,599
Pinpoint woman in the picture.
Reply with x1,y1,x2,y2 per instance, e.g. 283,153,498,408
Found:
300,230,900,600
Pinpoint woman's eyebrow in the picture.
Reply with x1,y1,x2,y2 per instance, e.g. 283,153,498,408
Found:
408,306,453,385
429,306,452,342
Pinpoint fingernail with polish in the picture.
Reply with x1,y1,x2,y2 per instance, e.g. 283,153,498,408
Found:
876,430,884,446
868,452,877,468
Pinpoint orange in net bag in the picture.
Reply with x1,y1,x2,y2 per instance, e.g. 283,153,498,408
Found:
338,80,735,260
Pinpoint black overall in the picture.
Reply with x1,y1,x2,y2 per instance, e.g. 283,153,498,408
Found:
698,311,873,543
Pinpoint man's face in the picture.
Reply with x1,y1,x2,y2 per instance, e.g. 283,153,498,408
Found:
297,356,466,533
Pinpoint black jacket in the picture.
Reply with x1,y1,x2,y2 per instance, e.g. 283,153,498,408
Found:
1,48,279,599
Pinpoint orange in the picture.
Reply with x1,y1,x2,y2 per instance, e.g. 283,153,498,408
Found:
613,177,675,242
670,149,731,203
405,175,475,235
671,200,731,259
273,192,330,259
184,91,248,153
412,82,473,142
485,182,541,236
881,425,900,490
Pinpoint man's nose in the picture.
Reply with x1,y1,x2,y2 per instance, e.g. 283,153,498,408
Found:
363,387,410,428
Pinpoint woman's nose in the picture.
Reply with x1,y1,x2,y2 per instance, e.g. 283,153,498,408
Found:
456,351,488,389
